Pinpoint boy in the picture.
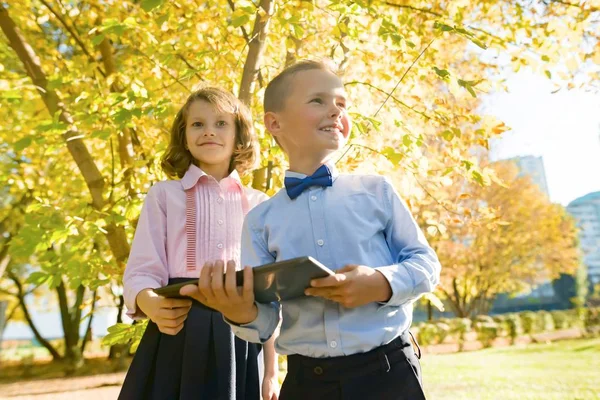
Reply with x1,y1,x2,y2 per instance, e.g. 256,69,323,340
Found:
182,60,441,399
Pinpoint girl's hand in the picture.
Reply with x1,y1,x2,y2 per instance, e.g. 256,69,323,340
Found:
180,260,258,325
136,289,192,335
262,374,280,400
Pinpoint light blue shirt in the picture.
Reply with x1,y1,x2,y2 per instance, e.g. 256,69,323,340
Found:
229,165,441,358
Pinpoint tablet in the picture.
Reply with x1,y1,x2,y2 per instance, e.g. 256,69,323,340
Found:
153,256,335,303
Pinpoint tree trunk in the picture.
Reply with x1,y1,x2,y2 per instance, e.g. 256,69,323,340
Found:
7,270,62,360
0,4,130,267
56,280,85,371
109,295,128,369
81,289,97,355
0,300,7,362
427,300,433,321
238,0,274,105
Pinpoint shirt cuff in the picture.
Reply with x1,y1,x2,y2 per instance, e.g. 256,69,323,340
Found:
374,264,414,307
226,302,278,343
124,277,162,320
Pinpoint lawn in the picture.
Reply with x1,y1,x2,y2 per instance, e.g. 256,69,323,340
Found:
421,338,600,400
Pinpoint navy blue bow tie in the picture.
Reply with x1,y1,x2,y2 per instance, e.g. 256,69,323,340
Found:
284,165,333,200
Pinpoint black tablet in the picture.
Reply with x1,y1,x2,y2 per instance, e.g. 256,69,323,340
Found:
153,256,335,303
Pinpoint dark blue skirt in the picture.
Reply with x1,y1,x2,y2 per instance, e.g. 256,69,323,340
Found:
118,278,262,400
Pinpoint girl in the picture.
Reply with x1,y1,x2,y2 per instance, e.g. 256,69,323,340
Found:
119,87,279,400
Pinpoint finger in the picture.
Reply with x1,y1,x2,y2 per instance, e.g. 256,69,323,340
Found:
337,264,359,273
211,260,228,304
163,297,193,309
224,260,240,299
305,287,335,298
161,312,188,328
310,273,347,288
198,262,215,302
158,306,189,320
242,265,254,303
179,284,205,303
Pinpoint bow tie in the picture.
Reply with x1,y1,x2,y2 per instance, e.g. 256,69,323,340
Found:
284,165,333,200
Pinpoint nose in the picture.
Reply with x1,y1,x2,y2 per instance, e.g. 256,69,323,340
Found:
329,103,342,119
202,129,216,137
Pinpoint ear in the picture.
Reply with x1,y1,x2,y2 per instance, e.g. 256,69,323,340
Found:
264,111,282,137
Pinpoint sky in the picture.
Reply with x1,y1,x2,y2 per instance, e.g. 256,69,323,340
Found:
483,71,600,206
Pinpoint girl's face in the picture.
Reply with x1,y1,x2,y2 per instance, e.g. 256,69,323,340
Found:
185,100,236,175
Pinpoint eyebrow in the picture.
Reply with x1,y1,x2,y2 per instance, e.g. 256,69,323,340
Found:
309,91,348,101
187,114,230,121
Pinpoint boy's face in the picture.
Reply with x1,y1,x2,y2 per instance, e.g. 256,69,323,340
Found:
267,69,351,161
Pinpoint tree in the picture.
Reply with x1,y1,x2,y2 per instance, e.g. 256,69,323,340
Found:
433,162,581,317
1,0,597,351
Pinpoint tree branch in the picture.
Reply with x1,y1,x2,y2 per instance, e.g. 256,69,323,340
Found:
345,81,437,122
238,0,274,105
81,289,97,354
7,268,62,360
38,0,106,77
226,0,251,43
0,4,131,264
383,2,443,17
546,0,600,12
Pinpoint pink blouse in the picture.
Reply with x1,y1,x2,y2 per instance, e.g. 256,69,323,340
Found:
123,165,268,318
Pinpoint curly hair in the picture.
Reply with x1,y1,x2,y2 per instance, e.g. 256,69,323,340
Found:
161,87,258,179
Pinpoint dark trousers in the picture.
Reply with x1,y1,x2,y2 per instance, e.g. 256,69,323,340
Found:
280,332,426,400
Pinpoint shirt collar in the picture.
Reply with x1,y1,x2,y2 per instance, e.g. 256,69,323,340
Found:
181,164,243,190
284,162,339,181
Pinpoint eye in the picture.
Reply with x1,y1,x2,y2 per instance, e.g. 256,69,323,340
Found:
191,121,203,127
337,102,346,109
216,120,227,127
310,98,323,104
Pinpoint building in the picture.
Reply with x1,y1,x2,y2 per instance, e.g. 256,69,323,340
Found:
508,155,550,197
567,191,600,285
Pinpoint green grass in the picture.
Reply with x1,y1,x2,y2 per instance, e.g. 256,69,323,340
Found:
421,338,600,400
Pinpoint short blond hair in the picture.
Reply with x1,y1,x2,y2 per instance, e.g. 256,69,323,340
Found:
263,59,339,113
161,87,258,179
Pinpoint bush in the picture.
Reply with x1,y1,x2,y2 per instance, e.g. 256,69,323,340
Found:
538,311,555,332
450,318,472,351
416,322,439,346
519,311,538,334
435,322,452,344
474,320,498,348
550,310,571,330
492,315,510,338
585,307,600,334
504,313,523,344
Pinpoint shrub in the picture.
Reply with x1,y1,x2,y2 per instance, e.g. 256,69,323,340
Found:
538,311,555,332
519,311,538,334
416,322,439,346
474,320,498,348
450,318,472,351
504,313,523,344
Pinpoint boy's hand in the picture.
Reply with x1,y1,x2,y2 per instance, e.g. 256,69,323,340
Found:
180,260,258,325
136,289,192,335
305,264,392,308
262,373,280,400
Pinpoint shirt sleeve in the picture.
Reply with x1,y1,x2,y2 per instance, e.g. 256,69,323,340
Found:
226,213,280,343
374,178,442,307
123,184,170,319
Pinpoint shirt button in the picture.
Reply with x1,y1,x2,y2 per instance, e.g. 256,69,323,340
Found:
317,239,324,246
311,195,317,201
217,197,223,204
218,219,224,225
217,243,223,249
330,341,337,348
313,366,323,375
